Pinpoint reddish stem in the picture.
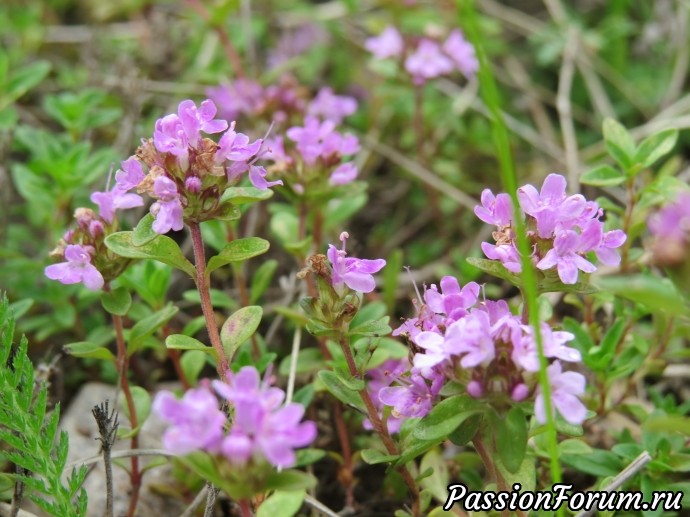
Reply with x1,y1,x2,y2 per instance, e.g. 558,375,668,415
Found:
338,335,420,516
189,222,229,380
113,314,142,517
238,499,253,517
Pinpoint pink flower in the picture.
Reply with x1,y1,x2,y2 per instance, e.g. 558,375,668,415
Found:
44,244,104,291
307,87,358,124
378,368,443,419
114,158,145,191
153,114,188,158
248,165,283,190
443,29,478,78
404,39,454,83
90,187,144,224
153,385,227,454
474,189,513,227
536,230,597,284
215,122,262,163
178,99,228,148
329,162,358,186
213,367,316,468
327,232,386,293
535,361,587,425
150,177,184,234
365,26,404,59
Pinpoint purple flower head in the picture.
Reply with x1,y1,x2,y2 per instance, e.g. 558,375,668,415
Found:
446,310,495,368
365,26,404,60
90,187,144,224
322,132,360,159
44,244,104,291
207,79,265,121
536,230,597,284
153,385,227,454
513,323,580,372
215,122,262,163
424,276,480,322
329,162,358,186
481,242,522,273
379,368,443,419
178,99,228,148
535,361,587,426
364,358,409,434
307,87,358,124
214,367,316,468
327,231,386,293
150,176,184,234
578,219,626,266
115,158,145,191
517,174,587,238
474,189,513,227
481,299,522,347
249,165,283,190
154,114,188,159
442,29,478,78
404,39,454,83
649,192,690,242
286,117,336,165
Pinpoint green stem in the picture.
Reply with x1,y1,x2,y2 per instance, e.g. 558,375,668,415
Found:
461,0,563,505
189,221,230,380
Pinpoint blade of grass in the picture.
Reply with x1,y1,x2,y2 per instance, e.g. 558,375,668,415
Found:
459,0,563,506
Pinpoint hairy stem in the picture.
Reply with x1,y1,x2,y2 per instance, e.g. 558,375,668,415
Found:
337,334,420,516
189,222,229,380
333,402,355,508
113,314,142,517
92,401,119,517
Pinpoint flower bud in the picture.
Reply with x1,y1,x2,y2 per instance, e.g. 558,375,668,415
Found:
511,383,529,402
89,220,105,238
185,176,202,194
467,380,483,398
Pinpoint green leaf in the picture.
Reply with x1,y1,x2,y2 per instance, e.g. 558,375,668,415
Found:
559,439,593,456
580,164,626,187
349,316,392,337
317,370,365,412
603,118,636,171
413,396,481,441
5,61,51,104
100,287,132,316
635,129,678,169
561,449,622,477
128,304,179,354
420,448,450,505
644,415,690,436
495,407,528,473
132,214,158,246
257,490,305,517
165,334,214,355
448,413,483,446
181,350,208,385
250,259,278,304
588,319,626,369
105,232,196,278
220,186,274,204
220,306,263,362
361,448,399,465
293,448,326,468
594,275,689,316
264,470,317,492
206,237,270,276
64,341,115,361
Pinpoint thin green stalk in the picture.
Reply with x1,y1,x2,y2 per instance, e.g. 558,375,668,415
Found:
460,0,563,503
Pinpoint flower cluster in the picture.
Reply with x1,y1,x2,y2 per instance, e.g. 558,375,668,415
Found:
113,99,282,234
476,173,627,284
154,368,316,469
366,27,478,84
385,275,588,425
648,192,690,266
44,203,132,291
207,76,308,125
